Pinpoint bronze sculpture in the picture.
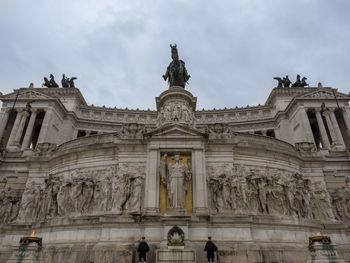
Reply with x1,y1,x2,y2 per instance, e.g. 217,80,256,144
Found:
282,75,291,87
163,44,190,88
61,74,69,88
273,77,283,88
274,75,309,88
292,74,301,87
42,74,59,88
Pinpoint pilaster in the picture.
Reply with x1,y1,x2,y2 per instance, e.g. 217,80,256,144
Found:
144,148,159,214
192,148,208,214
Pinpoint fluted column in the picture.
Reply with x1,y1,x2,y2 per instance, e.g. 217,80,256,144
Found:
322,110,338,147
300,107,315,143
14,111,29,146
315,108,331,149
341,109,350,130
21,109,37,150
341,109,350,148
7,110,22,147
37,108,52,144
329,108,345,148
0,109,10,141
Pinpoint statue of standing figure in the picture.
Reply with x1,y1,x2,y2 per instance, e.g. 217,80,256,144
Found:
160,153,191,210
163,44,191,88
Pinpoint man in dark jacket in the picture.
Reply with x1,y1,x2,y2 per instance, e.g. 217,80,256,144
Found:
204,236,218,263
137,236,150,263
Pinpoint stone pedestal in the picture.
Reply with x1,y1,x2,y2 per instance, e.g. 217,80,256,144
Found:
156,248,196,263
6,243,43,263
306,236,345,263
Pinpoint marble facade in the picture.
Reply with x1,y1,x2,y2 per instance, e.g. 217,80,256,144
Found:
0,84,350,263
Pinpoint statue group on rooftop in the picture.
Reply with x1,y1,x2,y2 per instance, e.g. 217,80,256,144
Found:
42,73,77,88
274,74,309,88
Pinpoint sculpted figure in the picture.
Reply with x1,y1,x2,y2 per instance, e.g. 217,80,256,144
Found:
300,77,308,87
283,175,298,216
247,172,260,214
111,171,130,214
70,177,84,213
42,77,51,88
267,172,287,216
219,174,232,209
282,75,291,87
311,182,335,221
160,153,191,209
292,74,301,87
257,174,268,214
163,44,191,88
331,188,349,220
57,180,72,216
273,77,283,88
81,179,94,213
208,176,224,212
128,176,144,214
61,74,69,87
49,74,59,88
1,188,20,223
93,177,111,212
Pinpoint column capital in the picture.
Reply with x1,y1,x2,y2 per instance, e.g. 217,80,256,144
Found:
31,108,38,114
314,107,322,113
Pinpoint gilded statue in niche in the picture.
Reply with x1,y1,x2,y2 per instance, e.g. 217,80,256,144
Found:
159,153,192,213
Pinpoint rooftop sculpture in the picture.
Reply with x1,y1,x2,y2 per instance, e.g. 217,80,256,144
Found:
163,44,191,88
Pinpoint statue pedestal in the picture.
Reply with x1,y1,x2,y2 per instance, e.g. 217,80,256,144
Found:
6,243,44,263
156,247,196,263
306,236,345,263
165,208,186,215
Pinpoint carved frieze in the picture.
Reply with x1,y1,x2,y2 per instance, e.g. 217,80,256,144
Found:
157,99,194,127
206,164,337,221
12,164,146,224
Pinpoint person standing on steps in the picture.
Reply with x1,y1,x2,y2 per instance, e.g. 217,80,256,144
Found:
137,236,150,263
204,236,218,263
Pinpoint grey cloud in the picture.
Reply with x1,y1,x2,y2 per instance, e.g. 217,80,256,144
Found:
0,0,349,110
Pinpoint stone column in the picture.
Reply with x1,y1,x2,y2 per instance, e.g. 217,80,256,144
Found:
192,148,208,214
144,148,159,214
72,129,78,140
322,110,338,146
342,108,350,131
0,109,10,141
262,130,267,136
315,108,331,149
37,108,52,144
21,109,37,150
7,110,22,147
329,109,346,148
14,111,29,146
300,107,315,144
341,109,350,148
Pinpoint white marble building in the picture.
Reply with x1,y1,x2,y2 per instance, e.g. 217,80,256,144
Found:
0,83,350,263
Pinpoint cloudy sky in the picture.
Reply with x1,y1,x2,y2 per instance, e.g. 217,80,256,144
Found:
0,0,349,110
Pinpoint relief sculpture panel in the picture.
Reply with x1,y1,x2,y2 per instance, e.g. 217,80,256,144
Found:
157,100,194,127
12,163,146,224
207,163,338,221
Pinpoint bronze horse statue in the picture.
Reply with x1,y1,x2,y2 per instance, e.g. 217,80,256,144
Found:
163,44,190,88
